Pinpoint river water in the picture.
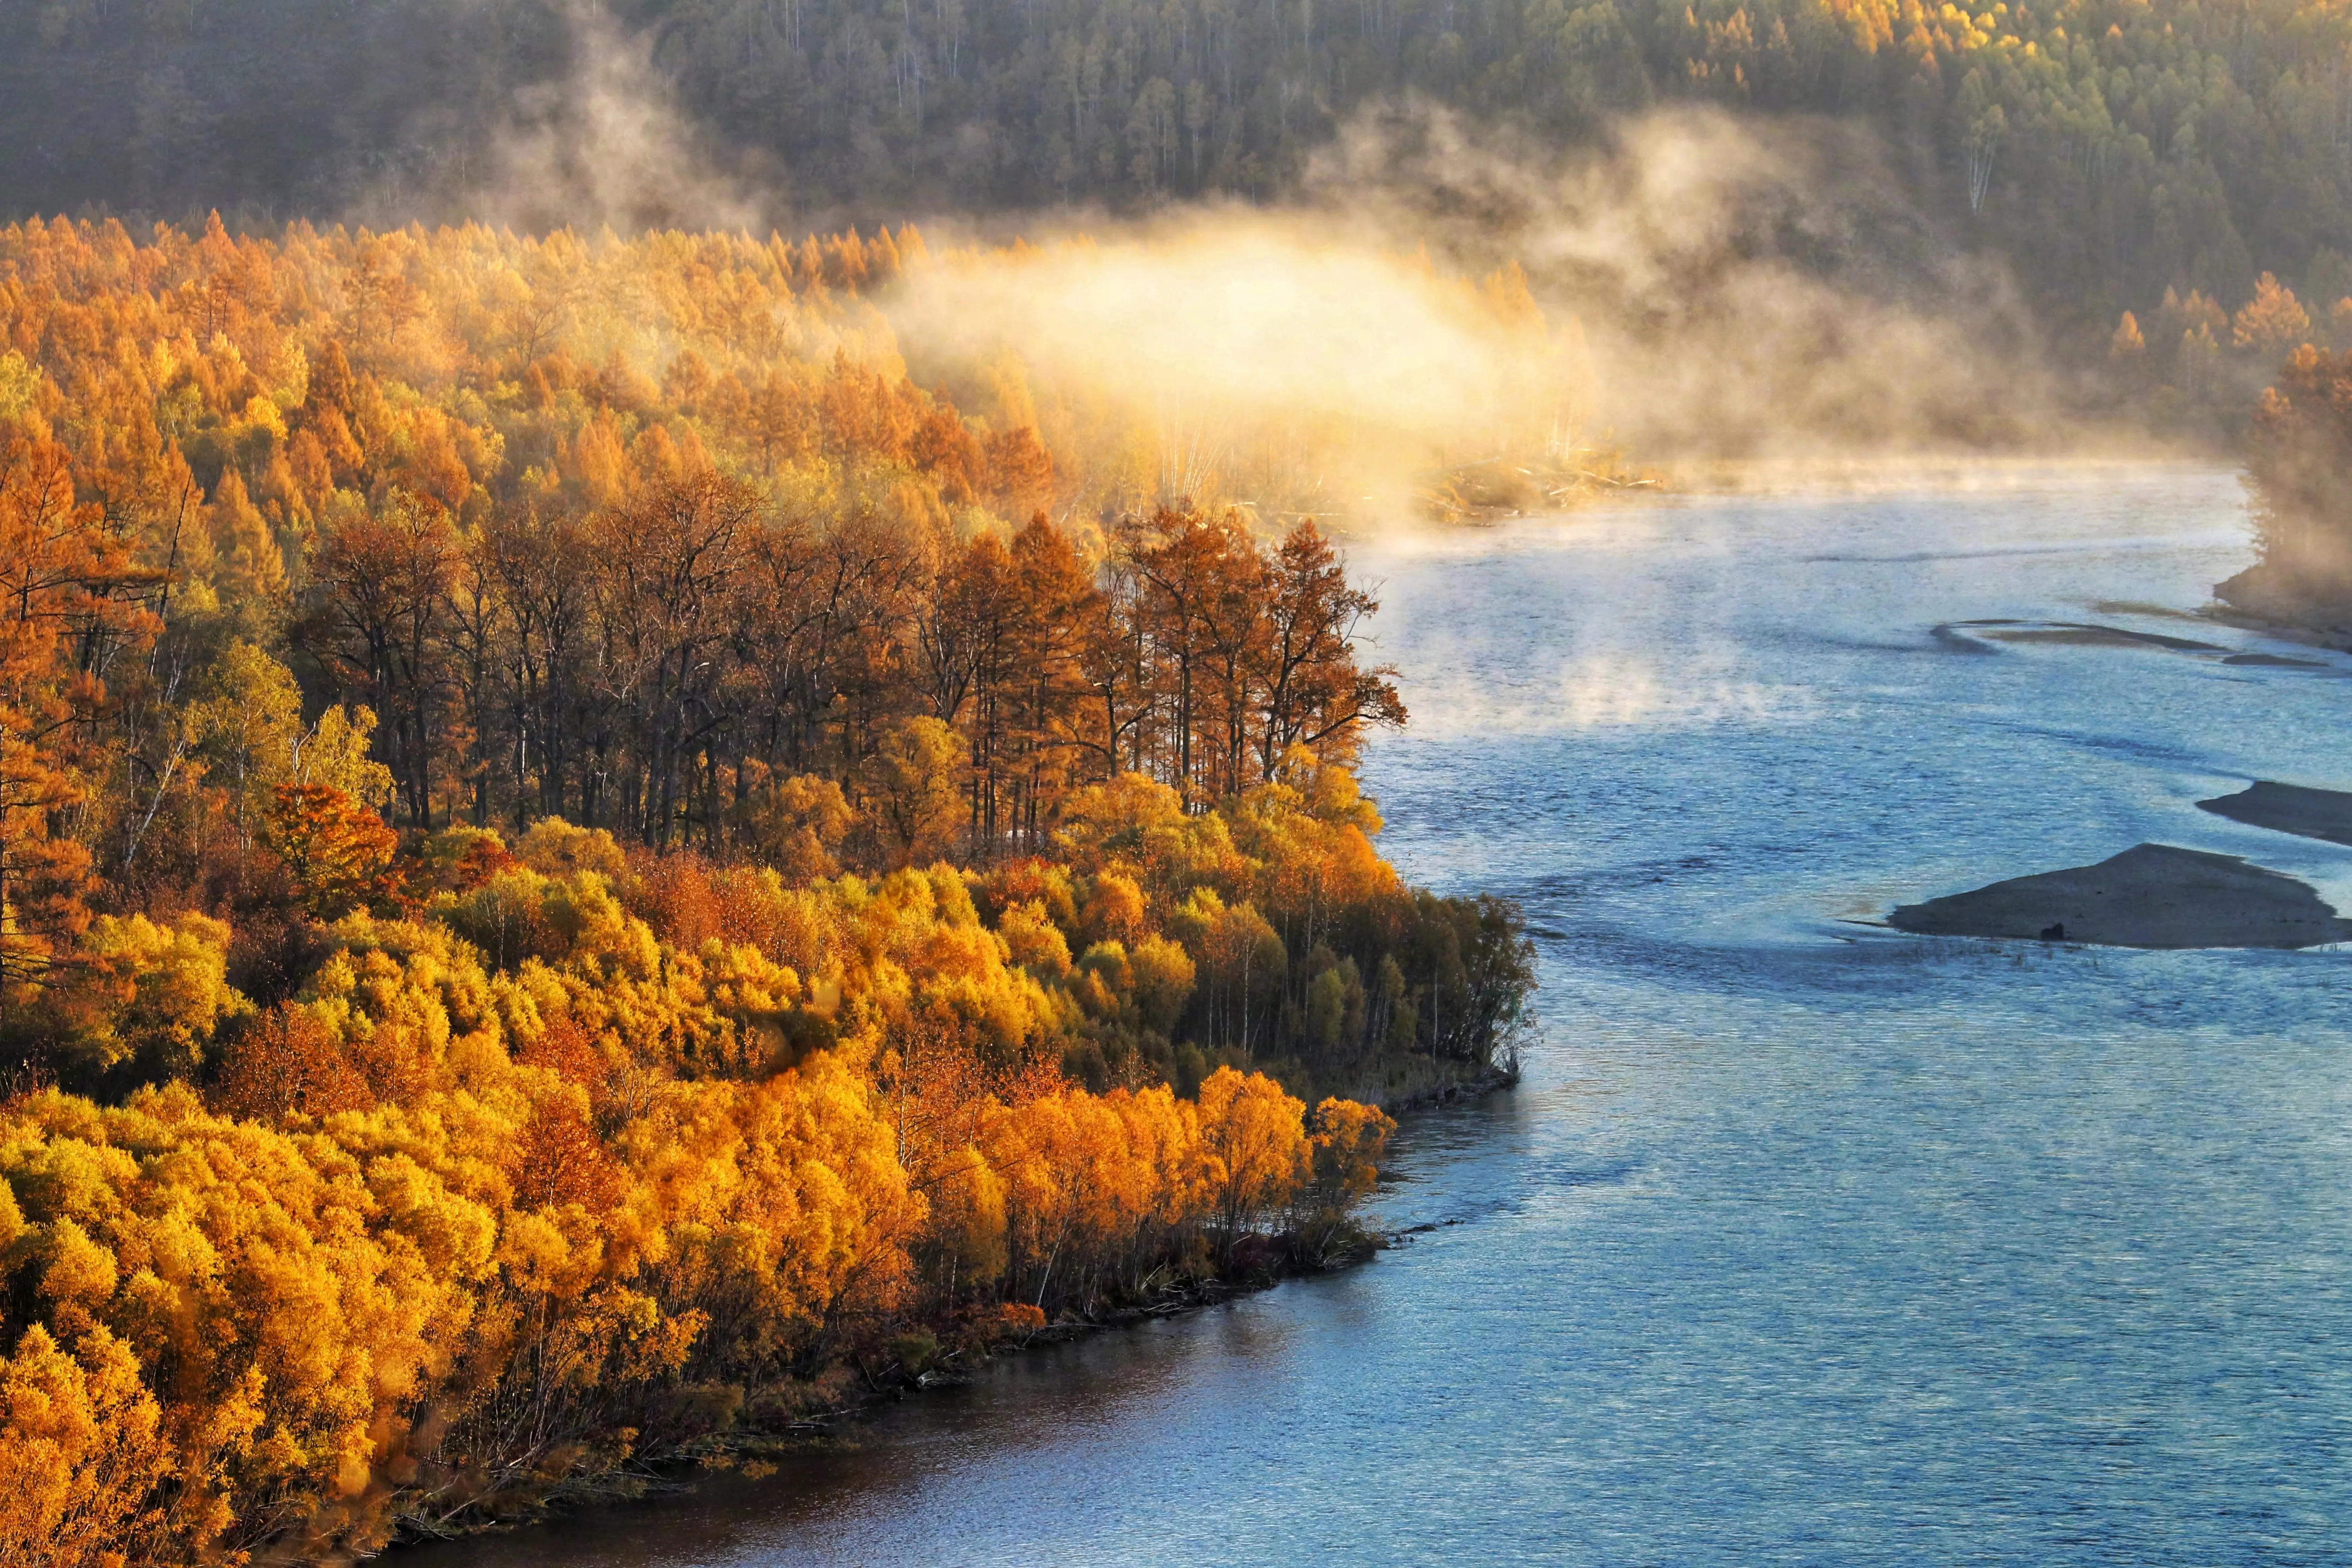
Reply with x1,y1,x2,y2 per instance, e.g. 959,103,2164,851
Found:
417,464,2352,1566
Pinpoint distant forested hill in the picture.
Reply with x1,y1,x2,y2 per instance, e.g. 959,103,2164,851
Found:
6,0,2351,341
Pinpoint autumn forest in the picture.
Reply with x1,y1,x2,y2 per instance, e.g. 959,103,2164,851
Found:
12,0,2352,366
0,215,1538,1562
17,0,2352,1551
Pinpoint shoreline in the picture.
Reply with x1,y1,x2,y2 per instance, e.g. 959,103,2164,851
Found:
387,1064,1522,1554
2204,566,2352,653
2201,602,2352,656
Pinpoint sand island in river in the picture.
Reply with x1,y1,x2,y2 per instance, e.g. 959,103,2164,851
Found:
2198,781,2352,846
1888,843,2350,949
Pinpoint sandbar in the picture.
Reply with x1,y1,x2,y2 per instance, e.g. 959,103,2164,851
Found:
1887,842,2349,949
1973,623,2225,651
2198,781,2352,846
2220,652,2344,672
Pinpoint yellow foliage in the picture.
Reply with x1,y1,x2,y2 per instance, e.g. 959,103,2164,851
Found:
293,704,396,808
0,1325,171,1568
513,817,630,882
57,911,249,1080
0,760,1432,1562
1195,1067,1310,1236
1308,1097,1397,1206
997,899,1073,979
1055,772,1238,901
2235,272,2313,354
738,770,854,882
858,716,968,869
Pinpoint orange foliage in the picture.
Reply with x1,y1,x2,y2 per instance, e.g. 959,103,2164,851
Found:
207,1002,371,1121
265,783,401,918
0,214,1534,1566
0,815,1437,1560
0,431,157,991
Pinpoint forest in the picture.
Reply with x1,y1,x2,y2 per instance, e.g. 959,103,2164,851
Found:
0,215,1537,1562
7,0,2352,368
2223,341,2352,623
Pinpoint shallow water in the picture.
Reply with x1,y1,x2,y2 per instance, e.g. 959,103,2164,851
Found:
417,464,2352,1566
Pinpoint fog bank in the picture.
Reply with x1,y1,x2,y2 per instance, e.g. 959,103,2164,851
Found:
409,11,2089,514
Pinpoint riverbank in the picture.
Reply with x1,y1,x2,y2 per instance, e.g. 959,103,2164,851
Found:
2209,565,2352,651
384,1238,1363,1550
387,1067,1520,1553
1369,1059,1523,1115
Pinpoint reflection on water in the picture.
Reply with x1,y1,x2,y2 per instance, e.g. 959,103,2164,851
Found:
414,464,2352,1565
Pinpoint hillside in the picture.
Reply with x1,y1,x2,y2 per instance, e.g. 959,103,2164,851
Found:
6,0,2351,357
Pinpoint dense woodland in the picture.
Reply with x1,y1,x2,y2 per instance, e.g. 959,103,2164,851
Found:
2226,342,2352,621
0,216,1536,1562
7,0,2352,360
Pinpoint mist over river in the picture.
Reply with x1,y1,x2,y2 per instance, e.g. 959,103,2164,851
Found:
414,464,2352,1566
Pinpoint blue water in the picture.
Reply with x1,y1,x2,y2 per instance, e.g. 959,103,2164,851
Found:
418,464,2352,1565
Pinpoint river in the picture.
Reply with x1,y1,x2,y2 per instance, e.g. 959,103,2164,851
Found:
413,463,2352,1565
